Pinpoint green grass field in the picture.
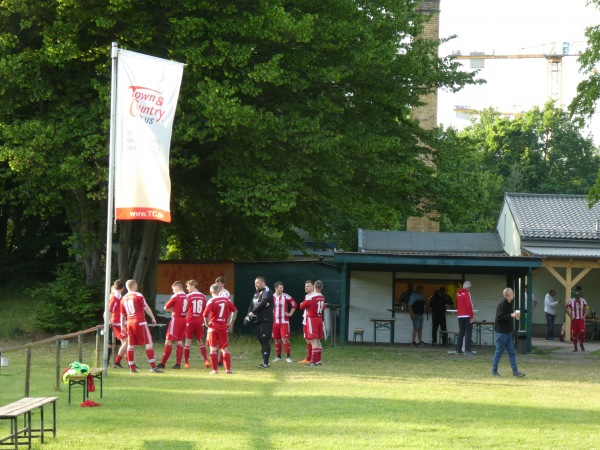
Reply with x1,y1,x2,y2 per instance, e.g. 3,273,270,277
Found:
0,283,40,339
1,334,600,449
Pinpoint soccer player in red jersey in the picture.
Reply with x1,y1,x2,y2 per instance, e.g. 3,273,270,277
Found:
271,281,297,363
566,291,589,352
204,284,238,374
298,280,315,364
120,279,162,373
157,281,188,369
183,279,210,368
108,279,127,368
215,276,232,303
215,276,233,366
300,280,325,366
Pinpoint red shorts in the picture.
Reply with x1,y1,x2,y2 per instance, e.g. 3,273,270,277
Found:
112,324,126,341
272,322,291,340
305,317,324,340
166,317,186,341
184,319,205,341
206,329,229,349
571,318,585,341
127,322,152,346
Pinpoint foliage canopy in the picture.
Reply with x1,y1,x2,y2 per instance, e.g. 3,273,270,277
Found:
0,0,479,282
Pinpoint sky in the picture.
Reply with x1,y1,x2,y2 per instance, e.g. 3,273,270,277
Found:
437,0,600,143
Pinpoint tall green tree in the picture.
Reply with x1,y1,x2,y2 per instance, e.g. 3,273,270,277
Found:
0,0,478,298
429,126,503,232
460,104,599,196
570,1,600,204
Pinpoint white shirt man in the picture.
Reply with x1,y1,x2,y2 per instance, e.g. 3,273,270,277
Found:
543,289,560,341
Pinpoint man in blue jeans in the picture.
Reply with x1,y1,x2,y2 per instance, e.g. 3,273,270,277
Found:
492,287,525,377
543,289,560,340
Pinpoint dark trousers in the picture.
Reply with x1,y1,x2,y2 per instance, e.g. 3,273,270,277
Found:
256,321,273,364
457,317,473,352
545,313,555,339
431,314,448,344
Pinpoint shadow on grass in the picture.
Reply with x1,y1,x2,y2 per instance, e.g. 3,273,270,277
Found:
143,440,195,449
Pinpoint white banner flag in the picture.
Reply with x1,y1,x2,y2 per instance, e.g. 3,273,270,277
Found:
114,49,184,222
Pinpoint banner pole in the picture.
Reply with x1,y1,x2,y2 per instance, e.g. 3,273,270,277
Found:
103,42,119,377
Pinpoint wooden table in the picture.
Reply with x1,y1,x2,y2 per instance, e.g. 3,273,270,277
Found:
472,321,495,347
585,317,600,340
370,318,396,346
67,368,103,405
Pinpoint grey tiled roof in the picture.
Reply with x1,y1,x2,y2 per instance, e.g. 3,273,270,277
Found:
505,193,600,240
523,246,600,258
358,229,506,254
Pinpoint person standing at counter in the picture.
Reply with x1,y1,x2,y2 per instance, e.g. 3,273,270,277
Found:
430,287,453,346
454,281,475,355
408,285,426,346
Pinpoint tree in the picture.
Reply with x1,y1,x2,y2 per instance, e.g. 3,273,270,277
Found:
570,3,600,204
428,126,503,233
0,0,479,300
460,104,599,196
164,0,480,255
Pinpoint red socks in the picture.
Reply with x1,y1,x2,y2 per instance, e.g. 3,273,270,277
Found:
210,352,218,371
160,344,173,365
176,344,183,365
223,351,231,371
311,348,322,364
146,349,157,368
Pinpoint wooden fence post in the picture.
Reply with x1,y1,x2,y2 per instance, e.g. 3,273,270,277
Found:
55,339,61,392
24,347,31,397
78,334,83,363
95,329,100,368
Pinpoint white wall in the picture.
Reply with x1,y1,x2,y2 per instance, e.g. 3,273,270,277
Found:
347,271,506,345
348,271,394,343
497,201,521,256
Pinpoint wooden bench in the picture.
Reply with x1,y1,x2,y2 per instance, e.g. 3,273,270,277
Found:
369,318,396,346
0,397,57,449
67,368,103,405
439,330,459,346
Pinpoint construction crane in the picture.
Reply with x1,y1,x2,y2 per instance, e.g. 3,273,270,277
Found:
451,42,582,108
452,106,523,120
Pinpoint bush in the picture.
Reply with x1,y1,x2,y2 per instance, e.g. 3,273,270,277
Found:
29,261,103,333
